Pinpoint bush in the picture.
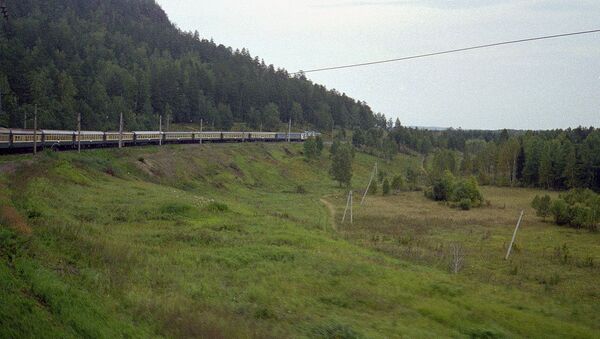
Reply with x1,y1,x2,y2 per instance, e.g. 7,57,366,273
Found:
539,190,600,230
452,176,483,207
315,136,324,155
296,185,307,194
550,199,570,225
382,179,390,196
532,195,552,221
204,201,229,213
431,171,455,201
459,199,472,211
391,175,405,191
569,203,593,229
369,179,378,195
304,138,319,160
426,172,483,210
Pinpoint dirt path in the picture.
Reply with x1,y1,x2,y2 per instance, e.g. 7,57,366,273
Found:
320,197,337,231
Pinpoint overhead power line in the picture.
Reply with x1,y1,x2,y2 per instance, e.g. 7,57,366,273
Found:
292,29,600,75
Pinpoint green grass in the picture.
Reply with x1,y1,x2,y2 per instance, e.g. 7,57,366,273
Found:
0,143,598,338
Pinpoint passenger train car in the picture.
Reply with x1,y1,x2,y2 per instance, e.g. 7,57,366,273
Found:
0,128,313,153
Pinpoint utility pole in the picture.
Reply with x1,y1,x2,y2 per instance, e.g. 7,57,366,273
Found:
77,112,81,153
331,123,334,143
118,112,123,149
33,105,37,156
342,190,354,225
159,115,162,146
200,118,203,144
505,210,524,260
287,118,291,143
342,191,351,224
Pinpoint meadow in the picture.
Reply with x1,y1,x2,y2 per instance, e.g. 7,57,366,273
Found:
0,143,598,338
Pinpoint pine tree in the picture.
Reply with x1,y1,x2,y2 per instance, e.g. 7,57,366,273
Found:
538,142,554,189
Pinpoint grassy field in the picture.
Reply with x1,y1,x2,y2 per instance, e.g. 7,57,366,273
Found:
0,143,598,338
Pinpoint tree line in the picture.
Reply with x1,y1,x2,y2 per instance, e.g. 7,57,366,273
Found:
0,0,376,131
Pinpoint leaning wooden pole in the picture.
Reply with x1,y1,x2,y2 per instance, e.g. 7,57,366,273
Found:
360,164,377,205
505,210,524,260
341,191,351,224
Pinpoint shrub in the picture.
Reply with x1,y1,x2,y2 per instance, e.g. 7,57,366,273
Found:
304,138,319,160
391,175,405,191
382,179,390,196
377,170,387,184
568,203,593,229
204,202,229,213
550,199,570,225
452,176,483,207
369,179,378,195
295,185,307,194
532,194,552,221
431,171,455,201
315,136,324,155
159,202,192,216
459,199,472,211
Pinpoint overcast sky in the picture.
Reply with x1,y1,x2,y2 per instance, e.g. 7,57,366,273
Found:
155,0,600,130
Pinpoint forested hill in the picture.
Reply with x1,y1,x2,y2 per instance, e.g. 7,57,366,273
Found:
0,0,376,131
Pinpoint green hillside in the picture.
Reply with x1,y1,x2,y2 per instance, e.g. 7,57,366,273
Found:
0,0,375,131
1,144,598,338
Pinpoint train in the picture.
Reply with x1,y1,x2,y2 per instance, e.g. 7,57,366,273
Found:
0,128,313,153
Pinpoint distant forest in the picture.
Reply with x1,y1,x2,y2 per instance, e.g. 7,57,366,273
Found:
0,0,376,131
387,126,600,192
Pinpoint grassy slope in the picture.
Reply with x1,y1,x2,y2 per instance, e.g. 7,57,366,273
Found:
0,143,598,338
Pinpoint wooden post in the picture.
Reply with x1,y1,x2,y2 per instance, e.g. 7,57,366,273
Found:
118,112,123,149
505,210,524,260
159,115,162,146
77,112,81,153
341,191,351,224
361,163,377,205
33,105,37,155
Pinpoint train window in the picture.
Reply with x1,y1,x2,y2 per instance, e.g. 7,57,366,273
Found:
0,135,9,142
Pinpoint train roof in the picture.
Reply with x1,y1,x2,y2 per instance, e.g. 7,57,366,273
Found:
41,130,75,134
133,131,162,135
6,128,42,134
77,131,104,135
